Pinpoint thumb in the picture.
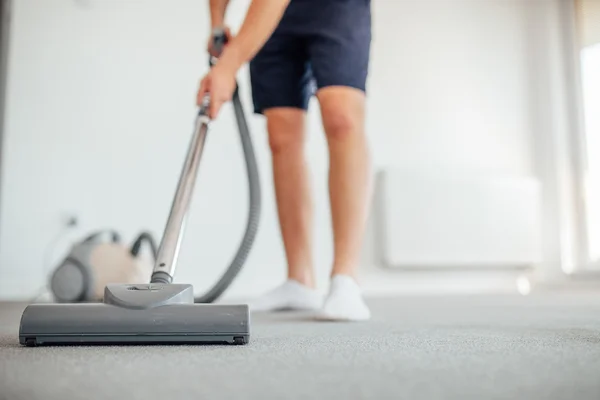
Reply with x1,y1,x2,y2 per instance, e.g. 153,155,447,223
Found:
197,76,210,107
210,97,222,120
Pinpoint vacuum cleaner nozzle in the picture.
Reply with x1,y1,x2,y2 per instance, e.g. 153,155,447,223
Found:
19,283,250,346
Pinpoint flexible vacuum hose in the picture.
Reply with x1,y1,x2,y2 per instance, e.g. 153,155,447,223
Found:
193,85,261,303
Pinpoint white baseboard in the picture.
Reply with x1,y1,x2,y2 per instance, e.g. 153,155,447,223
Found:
3,265,591,302
357,266,528,296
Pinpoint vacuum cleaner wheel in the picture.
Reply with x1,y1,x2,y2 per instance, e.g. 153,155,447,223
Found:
50,259,88,302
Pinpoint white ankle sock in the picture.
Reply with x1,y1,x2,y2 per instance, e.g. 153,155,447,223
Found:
249,279,323,312
315,275,371,321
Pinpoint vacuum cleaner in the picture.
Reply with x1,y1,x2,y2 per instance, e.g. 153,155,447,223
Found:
18,30,261,346
48,230,159,303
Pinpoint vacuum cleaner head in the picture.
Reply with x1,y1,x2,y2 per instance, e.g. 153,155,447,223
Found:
19,283,249,346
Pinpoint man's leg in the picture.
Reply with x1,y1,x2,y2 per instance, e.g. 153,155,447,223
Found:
246,31,322,312
317,86,371,278
265,108,315,287
250,108,322,312
318,87,371,279
307,0,373,321
314,86,372,321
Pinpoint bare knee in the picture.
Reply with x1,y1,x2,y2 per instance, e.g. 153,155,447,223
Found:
322,111,361,142
318,87,366,142
265,108,306,155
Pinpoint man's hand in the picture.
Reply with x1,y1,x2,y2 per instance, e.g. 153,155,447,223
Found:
198,0,291,118
197,63,237,119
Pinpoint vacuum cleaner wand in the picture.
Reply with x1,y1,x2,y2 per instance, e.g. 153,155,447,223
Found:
151,27,227,284
151,28,243,286
150,105,211,284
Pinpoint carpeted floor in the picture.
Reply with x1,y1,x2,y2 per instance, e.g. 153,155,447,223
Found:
2,294,600,400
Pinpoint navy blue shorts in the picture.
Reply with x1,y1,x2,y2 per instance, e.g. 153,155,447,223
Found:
249,0,372,114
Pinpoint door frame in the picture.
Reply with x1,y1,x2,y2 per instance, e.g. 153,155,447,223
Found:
0,0,12,257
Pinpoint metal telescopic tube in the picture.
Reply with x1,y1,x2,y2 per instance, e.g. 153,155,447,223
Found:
151,97,210,284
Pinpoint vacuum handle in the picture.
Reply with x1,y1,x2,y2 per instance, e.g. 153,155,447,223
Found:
200,28,231,117
130,232,158,259
82,230,121,244
212,28,228,54
209,27,228,66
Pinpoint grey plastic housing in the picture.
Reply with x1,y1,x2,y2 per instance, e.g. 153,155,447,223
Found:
19,283,250,346
103,283,194,309
50,241,97,302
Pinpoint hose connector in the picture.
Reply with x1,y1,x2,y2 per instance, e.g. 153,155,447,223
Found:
150,271,173,285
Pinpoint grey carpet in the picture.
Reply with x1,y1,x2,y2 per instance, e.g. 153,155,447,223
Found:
2,293,600,400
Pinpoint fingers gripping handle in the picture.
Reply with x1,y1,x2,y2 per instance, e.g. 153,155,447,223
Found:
201,28,229,117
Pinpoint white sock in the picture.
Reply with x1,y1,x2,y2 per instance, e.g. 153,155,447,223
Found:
315,275,371,321
249,279,323,312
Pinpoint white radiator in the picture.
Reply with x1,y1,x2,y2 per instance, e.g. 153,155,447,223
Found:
377,169,543,269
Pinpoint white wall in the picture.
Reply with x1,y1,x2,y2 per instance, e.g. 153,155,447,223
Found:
0,0,574,299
